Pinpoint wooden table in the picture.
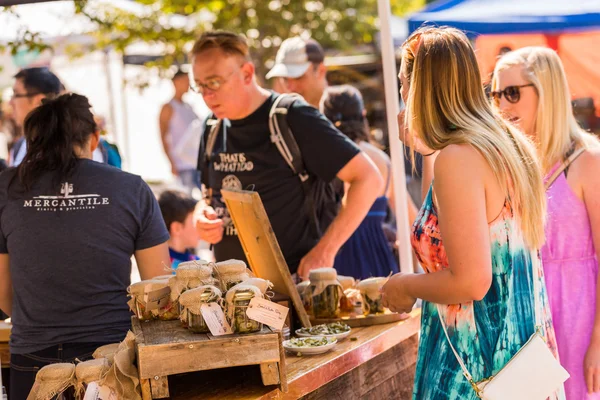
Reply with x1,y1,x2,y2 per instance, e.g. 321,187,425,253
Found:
167,309,421,399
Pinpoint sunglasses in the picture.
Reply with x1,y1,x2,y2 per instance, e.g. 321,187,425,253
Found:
490,84,534,104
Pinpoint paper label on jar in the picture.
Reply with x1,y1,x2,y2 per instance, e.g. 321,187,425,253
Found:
83,382,117,400
200,303,233,336
246,297,289,331
143,286,171,311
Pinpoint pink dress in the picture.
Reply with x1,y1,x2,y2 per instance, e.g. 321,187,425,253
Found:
542,163,600,399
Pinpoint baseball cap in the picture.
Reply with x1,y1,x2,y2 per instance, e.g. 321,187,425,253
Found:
266,37,325,80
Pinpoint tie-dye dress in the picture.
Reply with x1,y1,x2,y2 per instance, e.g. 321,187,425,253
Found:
411,185,565,399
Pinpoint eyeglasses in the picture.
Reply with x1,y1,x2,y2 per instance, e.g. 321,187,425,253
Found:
11,92,41,99
190,69,238,95
490,84,534,104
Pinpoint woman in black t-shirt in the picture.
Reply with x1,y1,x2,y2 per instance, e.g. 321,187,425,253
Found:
0,93,170,399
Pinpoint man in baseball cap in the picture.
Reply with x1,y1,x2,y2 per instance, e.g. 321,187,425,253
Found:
266,37,328,108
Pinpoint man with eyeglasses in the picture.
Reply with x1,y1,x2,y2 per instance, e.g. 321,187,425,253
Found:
9,68,62,167
191,31,383,280
266,37,328,109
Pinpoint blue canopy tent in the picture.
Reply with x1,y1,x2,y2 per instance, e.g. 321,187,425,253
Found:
408,0,600,36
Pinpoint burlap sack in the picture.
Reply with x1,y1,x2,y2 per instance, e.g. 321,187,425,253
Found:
92,343,120,365
75,358,110,398
99,331,141,400
27,363,76,400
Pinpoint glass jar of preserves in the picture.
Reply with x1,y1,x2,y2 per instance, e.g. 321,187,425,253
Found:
226,285,263,334
128,279,173,321
296,280,313,315
179,285,222,333
357,277,387,315
309,268,342,319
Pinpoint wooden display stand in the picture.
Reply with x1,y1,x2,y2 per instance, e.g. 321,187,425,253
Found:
310,310,409,328
221,189,311,328
132,318,287,399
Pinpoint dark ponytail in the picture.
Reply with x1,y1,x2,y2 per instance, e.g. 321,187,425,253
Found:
18,93,97,191
321,85,371,144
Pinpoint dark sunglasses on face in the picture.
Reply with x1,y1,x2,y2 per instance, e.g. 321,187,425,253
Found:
490,84,534,104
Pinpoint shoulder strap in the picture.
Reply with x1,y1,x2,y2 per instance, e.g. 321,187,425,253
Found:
268,93,322,238
197,117,222,200
545,147,585,190
268,93,308,182
436,246,543,395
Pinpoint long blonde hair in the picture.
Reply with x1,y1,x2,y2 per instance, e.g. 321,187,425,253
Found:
402,27,546,249
492,46,600,173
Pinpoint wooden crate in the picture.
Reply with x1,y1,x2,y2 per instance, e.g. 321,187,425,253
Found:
132,318,287,399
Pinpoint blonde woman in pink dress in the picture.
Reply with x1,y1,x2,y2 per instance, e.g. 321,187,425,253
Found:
493,47,600,399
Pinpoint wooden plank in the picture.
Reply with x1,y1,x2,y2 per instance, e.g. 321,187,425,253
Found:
260,363,279,386
140,378,152,400
0,344,9,368
311,311,409,328
207,326,272,340
137,334,281,378
139,319,210,345
277,330,288,393
361,365,415,400
0,322,10,342
358,334,418,395
150,376,169,399
301,369,359,400
221,189,311,328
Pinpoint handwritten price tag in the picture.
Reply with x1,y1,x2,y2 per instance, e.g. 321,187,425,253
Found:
246,297,289,331
83,382,118,400
200,303,233,336
143,286,171,311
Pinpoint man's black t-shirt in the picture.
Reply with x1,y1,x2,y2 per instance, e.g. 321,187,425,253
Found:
200,92,361,273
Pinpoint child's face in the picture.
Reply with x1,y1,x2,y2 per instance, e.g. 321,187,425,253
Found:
174,212,201,249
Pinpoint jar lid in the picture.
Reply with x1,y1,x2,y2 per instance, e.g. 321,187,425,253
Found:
337,275,356,291
233,289,256,301
128,279,169,296
309,267,337,281
215,259,247,275
176,261,213,279
357,277,387,299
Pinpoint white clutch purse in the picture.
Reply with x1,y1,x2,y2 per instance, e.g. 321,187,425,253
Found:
437,303,569,400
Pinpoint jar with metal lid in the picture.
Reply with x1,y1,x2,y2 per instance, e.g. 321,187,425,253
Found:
179,285,222,333
226,285,263,334
309,268,342,318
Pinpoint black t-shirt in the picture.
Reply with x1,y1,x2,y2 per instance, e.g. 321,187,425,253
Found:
0,160,169,354
200,92,360,273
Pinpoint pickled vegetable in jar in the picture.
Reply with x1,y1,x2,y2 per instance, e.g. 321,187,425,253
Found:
309,268,342,319
170,261,216,313
214,259,250,292
225,284,264,334
127,279,173,321
179,285,222,333
357,277,387,315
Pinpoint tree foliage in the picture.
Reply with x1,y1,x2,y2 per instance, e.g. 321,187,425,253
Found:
4,0,425,80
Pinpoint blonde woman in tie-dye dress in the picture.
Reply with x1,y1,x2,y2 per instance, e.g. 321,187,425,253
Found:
381,27,565,399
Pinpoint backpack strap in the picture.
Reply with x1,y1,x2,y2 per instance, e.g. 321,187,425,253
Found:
269,93,322,238
198,116,222,202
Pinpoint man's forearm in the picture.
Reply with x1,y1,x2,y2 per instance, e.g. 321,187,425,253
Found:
0,288,12,317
